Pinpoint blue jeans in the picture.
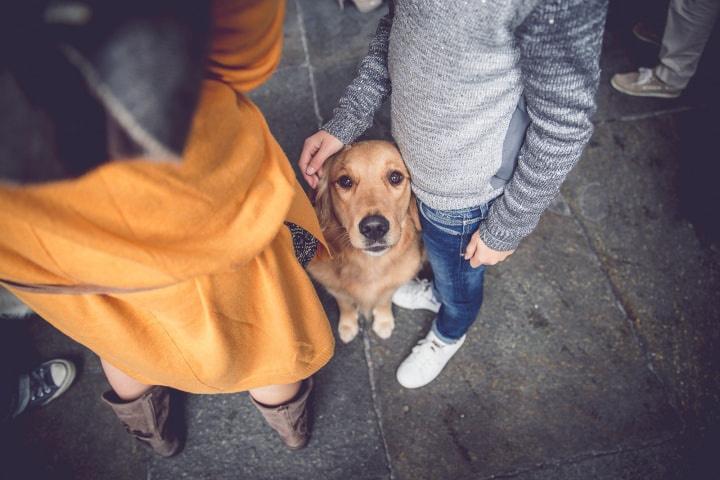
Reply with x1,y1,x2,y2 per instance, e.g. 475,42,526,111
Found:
418,200,490,343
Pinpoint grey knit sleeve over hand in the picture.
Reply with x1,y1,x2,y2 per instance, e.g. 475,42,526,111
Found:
478,0,608,251
321,4,394,144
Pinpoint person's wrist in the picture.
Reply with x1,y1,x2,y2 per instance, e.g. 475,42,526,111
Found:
321,115,360,145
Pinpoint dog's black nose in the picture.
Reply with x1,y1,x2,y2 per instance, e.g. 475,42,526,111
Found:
359,215,390,241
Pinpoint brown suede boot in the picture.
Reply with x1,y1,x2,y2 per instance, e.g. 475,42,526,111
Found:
102,386,183,457
250,378,313,450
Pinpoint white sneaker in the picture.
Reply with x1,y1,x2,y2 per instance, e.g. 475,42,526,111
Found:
396,329,465,389
391,278,441,313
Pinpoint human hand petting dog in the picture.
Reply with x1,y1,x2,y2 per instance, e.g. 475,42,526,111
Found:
301,131,514,268
464,231,515,268
299,130,344,189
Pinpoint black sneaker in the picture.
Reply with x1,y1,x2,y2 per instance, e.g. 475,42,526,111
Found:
26,359,76,410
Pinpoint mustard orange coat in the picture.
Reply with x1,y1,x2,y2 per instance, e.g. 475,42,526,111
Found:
0,0,335,394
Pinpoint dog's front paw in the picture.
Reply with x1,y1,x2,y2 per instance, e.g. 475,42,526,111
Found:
338,319,359,343
372,311,395,340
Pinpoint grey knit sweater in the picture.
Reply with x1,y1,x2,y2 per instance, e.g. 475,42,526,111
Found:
323,0,608,251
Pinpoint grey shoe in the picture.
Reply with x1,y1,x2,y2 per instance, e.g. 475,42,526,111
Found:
250,378,313,450
102,386,183,457
611,68,682,99
15,359,77,416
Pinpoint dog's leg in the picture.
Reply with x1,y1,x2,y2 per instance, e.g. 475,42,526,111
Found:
371,298,395,340
337,297,360,343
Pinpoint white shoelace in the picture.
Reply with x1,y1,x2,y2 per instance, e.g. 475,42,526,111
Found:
636,67,654,85
412,278,433,294
410,338,446,366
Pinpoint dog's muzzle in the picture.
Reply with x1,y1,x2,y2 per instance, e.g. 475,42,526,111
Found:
359,215,390,256
359,215,389,241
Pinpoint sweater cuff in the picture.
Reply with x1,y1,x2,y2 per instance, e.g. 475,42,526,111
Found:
321,111,368,145
477,222,523,252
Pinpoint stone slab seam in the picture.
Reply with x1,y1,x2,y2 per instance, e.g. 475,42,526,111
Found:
294,0,324,129
363,330,395,480
597,105,700,125
468,433,681,480
563,199,686,430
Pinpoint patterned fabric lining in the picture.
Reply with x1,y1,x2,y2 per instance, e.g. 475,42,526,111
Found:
285,222,319,267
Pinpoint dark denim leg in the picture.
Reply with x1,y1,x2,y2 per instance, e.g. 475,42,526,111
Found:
418,201,488,342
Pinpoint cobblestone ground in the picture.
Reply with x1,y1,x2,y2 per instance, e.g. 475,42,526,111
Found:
4,1,719,479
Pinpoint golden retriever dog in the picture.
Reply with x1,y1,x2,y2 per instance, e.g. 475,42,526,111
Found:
307,140,423,343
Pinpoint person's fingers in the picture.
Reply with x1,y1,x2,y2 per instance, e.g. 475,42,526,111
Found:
303,173,315,189
303,171,318,189
299,137,322,186
469,240,487,268
464,233,480,260
470,248,515,268
299,136,321,170
306,140,339,177
470,250,490,268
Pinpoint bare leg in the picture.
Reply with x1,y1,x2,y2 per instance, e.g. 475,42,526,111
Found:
372,296,395,339
337,296,359,343
100,358,152,401
249,381,302,406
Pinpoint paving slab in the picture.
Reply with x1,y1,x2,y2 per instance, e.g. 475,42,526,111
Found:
249,64,321,182
366,207,681,479
511,441,686,480
561,115,720,432
6,317,148,480
298,0,386,70
278,0,307,71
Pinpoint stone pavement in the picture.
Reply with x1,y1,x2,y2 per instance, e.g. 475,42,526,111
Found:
4,1,719,479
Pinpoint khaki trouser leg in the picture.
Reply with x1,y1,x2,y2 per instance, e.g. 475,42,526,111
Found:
654,0,720,89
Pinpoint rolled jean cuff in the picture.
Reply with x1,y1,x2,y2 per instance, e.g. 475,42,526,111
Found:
432,318,462,344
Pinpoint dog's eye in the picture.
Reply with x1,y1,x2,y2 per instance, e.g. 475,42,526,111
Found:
337,175,353,189
388,171,404,185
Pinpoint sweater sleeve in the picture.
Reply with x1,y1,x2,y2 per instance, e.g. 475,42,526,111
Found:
321,1,394,144
478,0,608,251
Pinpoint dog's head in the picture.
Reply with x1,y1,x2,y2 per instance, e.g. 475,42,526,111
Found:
315,140,420,256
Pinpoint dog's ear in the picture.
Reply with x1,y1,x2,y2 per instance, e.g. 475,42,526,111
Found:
314,172,333,230
408,194,421,232
313,148,346,229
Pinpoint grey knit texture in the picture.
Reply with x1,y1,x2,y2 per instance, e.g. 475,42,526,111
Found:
323,0,608,251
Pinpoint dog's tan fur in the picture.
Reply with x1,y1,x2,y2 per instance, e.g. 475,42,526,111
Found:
307,141,423,343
